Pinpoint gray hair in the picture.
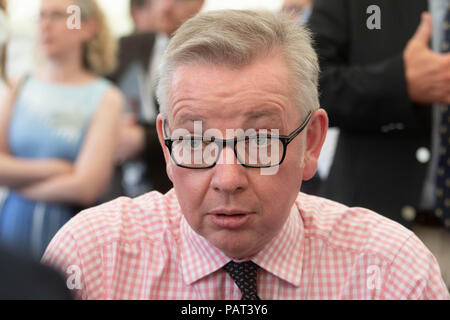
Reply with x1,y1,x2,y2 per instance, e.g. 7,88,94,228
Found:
156,9,320,120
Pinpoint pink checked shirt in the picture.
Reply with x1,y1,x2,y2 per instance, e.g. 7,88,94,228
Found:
42,190,450,300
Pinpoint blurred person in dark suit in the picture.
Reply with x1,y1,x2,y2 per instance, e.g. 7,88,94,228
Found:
308,0,450,228
107,0,204,199
0,245,72,300
130,0,156,34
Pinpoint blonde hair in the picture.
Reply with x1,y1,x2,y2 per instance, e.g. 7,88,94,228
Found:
73,0,117,75
0,0,7,83
156,10,320,119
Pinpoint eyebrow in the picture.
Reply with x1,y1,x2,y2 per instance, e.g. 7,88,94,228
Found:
172,106,285,130
242,108,285,130
172,115,206,129
244,109,282,121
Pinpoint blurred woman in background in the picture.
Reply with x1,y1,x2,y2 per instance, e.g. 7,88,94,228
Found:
0,0,8,84
0,0,123,260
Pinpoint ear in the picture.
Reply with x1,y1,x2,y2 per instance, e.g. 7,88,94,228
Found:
302,109,328,181
156,114,174,182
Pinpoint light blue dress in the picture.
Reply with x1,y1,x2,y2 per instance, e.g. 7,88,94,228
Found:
0,75,112,260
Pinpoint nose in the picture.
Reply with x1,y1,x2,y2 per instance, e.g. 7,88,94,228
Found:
39,21,51,37
210,145,249,194
38,13,51,30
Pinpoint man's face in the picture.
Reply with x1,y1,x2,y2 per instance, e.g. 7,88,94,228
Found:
131,0,156,33
157,53,327,260
152,0,204,36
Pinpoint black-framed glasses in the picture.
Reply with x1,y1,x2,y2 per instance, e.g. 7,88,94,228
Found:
37,10,71,23
163,111,313,169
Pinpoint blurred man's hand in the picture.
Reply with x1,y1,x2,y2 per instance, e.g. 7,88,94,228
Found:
404,12,450,104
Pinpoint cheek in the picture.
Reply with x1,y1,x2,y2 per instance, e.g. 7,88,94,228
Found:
69,30,86,44
172,168,212,233
51,29,79,48
256,175,299,208
172,167,210,209
252,160,302,214
287,141,307,173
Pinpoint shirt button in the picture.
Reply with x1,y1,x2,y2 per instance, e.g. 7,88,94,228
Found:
401,206,416,222
416,147,430,164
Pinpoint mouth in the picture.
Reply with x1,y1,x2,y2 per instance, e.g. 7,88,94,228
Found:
208,210,254,229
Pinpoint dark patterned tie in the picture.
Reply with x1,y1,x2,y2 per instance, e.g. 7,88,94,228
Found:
435,5,450,230
223,261,261,300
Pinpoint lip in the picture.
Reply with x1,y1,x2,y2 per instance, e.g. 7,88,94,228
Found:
209,209,254,229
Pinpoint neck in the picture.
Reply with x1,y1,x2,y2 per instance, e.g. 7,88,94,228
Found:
39,47,90,84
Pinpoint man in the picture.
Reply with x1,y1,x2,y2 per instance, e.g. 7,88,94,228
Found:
107,0,204,198
130,0,156,34
308,0,450,228
43,10,449,300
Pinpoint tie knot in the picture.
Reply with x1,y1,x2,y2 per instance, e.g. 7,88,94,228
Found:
223,261,260,300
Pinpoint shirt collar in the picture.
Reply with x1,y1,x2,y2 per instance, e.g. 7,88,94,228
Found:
180,216,230,285
252,205,304,287
179,200,304,287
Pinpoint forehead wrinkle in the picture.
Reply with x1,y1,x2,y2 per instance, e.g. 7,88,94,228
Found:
168,55,297,128
171,103,209,126
171,89,289,117
170,57,291,102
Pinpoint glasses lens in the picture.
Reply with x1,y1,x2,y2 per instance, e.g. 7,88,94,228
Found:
171,137,219,168
169,135,284,168
236,136,283,167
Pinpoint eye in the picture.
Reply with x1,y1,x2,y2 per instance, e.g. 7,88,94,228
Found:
255,135,270,146
181,137,203,150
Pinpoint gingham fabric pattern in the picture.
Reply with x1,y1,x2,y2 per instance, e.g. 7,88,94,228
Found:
42,190,450,300
223,261,260,300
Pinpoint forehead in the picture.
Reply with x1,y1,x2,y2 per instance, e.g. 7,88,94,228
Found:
168,53,299,125
41,0,74,10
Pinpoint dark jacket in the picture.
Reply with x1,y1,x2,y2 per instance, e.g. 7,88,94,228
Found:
0,246,72,300
308,0,431,226
108,32,173,197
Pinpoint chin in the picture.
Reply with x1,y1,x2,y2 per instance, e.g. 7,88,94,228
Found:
208,231,259,260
